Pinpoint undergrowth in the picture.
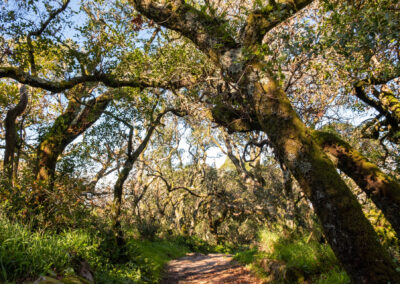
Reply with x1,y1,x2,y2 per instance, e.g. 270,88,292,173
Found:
0,214,190,283
234,228,351,283
0,213,361,284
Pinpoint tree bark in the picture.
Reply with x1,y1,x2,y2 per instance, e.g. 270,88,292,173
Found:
35,94,110,185
112,109,172,245
250,73,400,282
313,130,400,236
3,85,28,183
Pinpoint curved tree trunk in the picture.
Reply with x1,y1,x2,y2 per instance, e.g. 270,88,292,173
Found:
313,130,400,236
3,85,28,183
112,109,173,245
35,94,110,186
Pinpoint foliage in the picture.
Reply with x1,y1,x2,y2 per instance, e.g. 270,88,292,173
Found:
135,217,161,240
174,235,215,254
234,227,351,283
0,175,93,230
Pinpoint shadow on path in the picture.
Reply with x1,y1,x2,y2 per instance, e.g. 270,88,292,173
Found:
160,253,263,284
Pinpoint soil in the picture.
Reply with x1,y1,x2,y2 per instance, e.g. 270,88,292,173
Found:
160,253,263,284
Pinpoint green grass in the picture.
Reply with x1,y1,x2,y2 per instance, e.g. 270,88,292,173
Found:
0,215,76,282
0,214,191,283
134,239,190,283
314,269,351,284
233,248,258,265
234,228,350,283
271,238,338,274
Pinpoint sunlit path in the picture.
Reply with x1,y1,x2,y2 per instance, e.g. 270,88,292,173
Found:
161,253,262,284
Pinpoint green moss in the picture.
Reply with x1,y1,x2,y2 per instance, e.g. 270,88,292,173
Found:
315,269,350,284
312,131,351,149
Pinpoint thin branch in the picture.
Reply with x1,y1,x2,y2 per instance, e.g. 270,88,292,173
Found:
27,0,71,75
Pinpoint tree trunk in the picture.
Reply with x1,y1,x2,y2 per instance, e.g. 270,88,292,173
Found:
112,121,160,245
3,85,28,183
35,95,110,185
313,130,400,236
207,205,228,244
251,72,400,283
279,162,298,229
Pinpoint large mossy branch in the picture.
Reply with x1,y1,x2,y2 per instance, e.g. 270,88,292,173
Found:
132,0,314,58
0,67,191,93
375,86,400,126
132,0,238,60
313,130,400,236
241,0,314,47
212,102,400,236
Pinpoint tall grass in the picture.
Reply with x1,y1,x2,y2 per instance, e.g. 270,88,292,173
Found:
0,214,189,283
0,215,75,281
234,227,351,283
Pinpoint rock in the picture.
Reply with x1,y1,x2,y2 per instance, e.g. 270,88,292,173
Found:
258,258,306,283
77,260,94,283
259,258,286,281
69,251,94,283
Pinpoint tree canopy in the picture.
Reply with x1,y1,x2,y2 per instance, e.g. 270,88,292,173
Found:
1,0,400,283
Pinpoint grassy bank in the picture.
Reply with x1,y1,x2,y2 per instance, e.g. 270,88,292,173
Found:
0,214,190,283
234,228,350,283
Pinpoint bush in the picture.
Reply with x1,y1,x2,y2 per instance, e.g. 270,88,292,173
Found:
0,175,93,231
136,218,160,240
174,235,214,254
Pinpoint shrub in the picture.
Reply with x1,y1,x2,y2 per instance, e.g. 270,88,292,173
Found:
136,218,160,240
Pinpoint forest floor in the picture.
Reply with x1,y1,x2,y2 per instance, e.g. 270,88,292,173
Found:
160,252,263,284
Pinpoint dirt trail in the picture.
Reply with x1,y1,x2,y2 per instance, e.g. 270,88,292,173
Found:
160,253,263,284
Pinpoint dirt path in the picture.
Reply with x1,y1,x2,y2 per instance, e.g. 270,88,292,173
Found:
160,253,263,284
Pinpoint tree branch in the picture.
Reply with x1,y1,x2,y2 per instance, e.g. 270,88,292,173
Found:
27,0,71,75
0,67,195,93
241,0,314,47
132,0,239,60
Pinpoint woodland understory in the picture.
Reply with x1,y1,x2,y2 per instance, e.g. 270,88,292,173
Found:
1,0,400,283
